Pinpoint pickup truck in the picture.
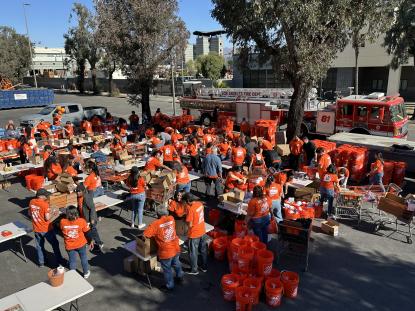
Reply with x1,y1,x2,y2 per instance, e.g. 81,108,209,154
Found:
19,103,107,127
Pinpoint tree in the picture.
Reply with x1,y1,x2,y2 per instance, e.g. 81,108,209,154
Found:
95,0,189,121
185,60,197,76
212,0,352,140
64,3,100,94
98,52,118,96
384,0,415,69
348,0,398,95
0,26,33,84
195,53,225,81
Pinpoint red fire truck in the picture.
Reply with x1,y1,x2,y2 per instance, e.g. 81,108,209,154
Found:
179,88,408,138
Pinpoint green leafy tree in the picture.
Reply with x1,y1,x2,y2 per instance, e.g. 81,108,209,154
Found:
185,60,197,76
98,52,118,96
195,53,225,81
95,0,189,121
212,0,352,140
348,0,398,94
0,26,33,84
384,0,415,69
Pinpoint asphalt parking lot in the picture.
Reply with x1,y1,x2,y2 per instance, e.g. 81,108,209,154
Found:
0,93,414,311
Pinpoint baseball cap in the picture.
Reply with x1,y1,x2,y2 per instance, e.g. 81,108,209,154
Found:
156,207,169,217
36,188,52,198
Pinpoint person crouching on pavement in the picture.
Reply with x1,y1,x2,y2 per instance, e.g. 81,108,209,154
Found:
144,206,184,291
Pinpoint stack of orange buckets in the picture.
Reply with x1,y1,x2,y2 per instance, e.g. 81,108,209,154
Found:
215,232,300,309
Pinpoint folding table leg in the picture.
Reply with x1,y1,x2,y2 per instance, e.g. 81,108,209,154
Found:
146,273,152,290
69,299,79,311
18,237,27,263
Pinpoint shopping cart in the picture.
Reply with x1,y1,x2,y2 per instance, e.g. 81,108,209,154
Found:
335,189,364,223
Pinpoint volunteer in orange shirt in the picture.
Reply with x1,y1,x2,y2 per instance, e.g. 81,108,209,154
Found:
317,147,332,179
338,167,350,188
53,113,62,126
320,164,340,217
144,206,183,290
232,141,247,168
250,146,266,170
64,121,74,139
36,119,52,139
187,137,200,172
29,189,63,267
260,138,273,151
42,145,53,161
246,186,272,244
144,150,171,172
289,136,304,171
129,111,140,131
174,161,191,193
110,137,124,158
218,138,231,161
81,118,93,135
183,194,207,275
84,161,104,197
225,166,247,192
240,117,250,135
168,191,187,218
160,141,178,169
126,166,147,229
18,136,33,164
44,156,62,180
265,175,283,223
60,205,93,279
62,157,78,177
369,152,385,193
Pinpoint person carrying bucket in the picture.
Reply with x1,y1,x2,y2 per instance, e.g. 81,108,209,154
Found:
368,152,386,193
246,186,272,244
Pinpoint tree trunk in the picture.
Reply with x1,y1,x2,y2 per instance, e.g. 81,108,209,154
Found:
108,72,113,96
286,80,311,142
77,61,85,94
140,79,152,123
91,65,98,95
354,45,359,96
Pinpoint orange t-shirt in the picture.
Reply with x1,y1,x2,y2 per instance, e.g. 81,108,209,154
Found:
261,140,273,151
129,114,139,124
266,183,282,200
186,201,206,239
232,147,246,166
251,153,265,167
70,148,79,157
171,133,183,143
320,173,339,190
247,197,272,219
168,200,187,217
145,129,155,137
187,144,198,157
144,215,180,260
161,145,176,162
82,121,93,134
65,125,74,138
373,159,384,174
176,166,190,185
218,143,230,156
29,198,51,233
53,115,62,126
128,177,146,194
289,139,304,156
84,172,98,191
240,121,250,134
145,157,162,171
225,171,245,189
43,151,51,161
151,137,162,146
60,218,89,250
203,134,213,145
318,154,332,178
47,163,62,180
65,165,78,177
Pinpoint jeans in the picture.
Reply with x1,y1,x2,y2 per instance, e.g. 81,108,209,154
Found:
159,254,184,289
68,245,89,274
370,172,385,192
250,214,271,244
188,235,208,272
320,187,335,215
271,199,283,223
34,230,63,266
131,193,146,226
89,223,103,246
205,177,222,197
177,182,191,194
93,187,105,197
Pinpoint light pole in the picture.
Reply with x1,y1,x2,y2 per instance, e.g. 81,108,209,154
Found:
171,59,176,116
23,3,37,88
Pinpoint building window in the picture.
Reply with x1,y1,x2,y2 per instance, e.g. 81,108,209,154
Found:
372,80,383,91
400,79,408,91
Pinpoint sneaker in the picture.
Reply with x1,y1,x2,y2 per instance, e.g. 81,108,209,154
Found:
99,243,105,253
84,271,91,279
38,264,44,268
187,270,199,275
130,223,135,228
200,268,207,273
138,224,146,230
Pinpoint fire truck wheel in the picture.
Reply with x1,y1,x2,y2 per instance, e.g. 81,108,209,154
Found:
350,128,370,135
200,113,212,126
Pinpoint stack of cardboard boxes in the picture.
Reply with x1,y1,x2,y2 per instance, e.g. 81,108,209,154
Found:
146,170,176,203
219,189,246,214
123,235,159,275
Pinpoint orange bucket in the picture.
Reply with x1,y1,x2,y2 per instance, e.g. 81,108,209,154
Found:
265,277,284,307
30,176,45,191
209,209,221,226
237,246,255,273
234,220,248,238
212,237,228,261
243,278,262,305
281,271,299,298
48,269,64,287
235,286,253,311
25,174,38,190
243,234,259,245
230,238,247,261
267,268,281,279
257,249,274,276
221,274,240,301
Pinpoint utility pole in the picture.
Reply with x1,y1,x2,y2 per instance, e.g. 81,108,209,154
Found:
23,3,37,88
171,59,176,116
181,58,185,96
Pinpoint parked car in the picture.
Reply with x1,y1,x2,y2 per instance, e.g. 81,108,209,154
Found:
19,103,107,127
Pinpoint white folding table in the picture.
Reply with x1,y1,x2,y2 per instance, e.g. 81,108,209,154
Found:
288,178,314,189
114,160,146,173
0,270,93,311
0,221,31,262
93,194,124,212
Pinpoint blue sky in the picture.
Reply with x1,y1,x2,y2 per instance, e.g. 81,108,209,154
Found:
0,0,230,47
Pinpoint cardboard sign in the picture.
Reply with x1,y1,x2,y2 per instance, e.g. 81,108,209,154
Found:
316,111,336,134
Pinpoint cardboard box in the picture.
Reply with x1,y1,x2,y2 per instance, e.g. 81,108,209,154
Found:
121,158,135,166
219,190,245,212
140,171,152,184
136,235,158,258
321,219,339,236
55,173,76,193
44,184,57,193
277,144,290,156
378,193,407,218
117,150,130,161
29,155,42,165
175,219,189,236
48,192,68,208
136,256,157,275
295,187,316,201
0,163,6,171
123,255,139,273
